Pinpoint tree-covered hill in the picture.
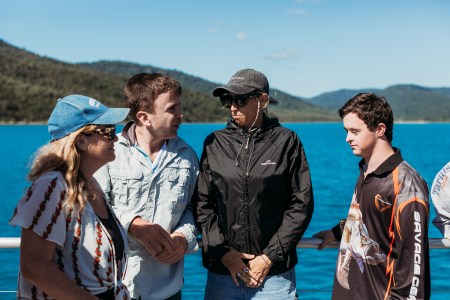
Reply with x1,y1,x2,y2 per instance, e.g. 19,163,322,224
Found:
79,61,338,122
306,85,450,121
0,39,337,123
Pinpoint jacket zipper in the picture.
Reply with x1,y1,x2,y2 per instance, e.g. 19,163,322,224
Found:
241,132,252,253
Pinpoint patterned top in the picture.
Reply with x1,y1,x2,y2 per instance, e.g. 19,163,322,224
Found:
332,150,430,300
9,171,130,300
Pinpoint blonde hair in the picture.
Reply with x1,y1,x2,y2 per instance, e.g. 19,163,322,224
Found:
28,125,97,212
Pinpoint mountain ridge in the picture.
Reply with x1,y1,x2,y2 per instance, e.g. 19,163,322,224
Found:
1,39,449,122
0,39,336,123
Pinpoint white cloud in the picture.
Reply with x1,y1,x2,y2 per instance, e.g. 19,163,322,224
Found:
236,32,247,40
287,8,306,15
208,27,219,33
207,20,223,33
266,48,300,61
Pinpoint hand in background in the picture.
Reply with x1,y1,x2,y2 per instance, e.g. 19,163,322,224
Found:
156,232,188,264
312,229,337,250
248,254,272,287
129,217,175,257
221,250,258,287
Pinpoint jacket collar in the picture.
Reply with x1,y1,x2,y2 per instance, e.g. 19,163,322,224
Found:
120,121,137,145
225,113,280,133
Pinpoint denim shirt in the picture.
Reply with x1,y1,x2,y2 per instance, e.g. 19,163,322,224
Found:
95,124,199,300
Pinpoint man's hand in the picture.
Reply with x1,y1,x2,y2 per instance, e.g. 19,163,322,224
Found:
129,217,175,257
312,229,338,250
155,232,188,264
221,250,258,287
248,254,272,287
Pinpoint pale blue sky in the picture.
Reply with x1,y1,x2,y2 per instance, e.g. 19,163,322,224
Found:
1,0,449,98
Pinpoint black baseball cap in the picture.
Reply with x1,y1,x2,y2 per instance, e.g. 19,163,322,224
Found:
212,69,278,104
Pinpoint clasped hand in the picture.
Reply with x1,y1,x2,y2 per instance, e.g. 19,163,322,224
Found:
221,250,272,288
130,218,187,264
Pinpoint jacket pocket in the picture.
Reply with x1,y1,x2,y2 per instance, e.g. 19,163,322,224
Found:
109,169,144,206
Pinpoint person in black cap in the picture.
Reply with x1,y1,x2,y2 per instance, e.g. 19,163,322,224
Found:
9,95,130,299
193,69,314,299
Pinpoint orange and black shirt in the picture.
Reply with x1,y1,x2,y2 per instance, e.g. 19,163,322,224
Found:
332,149,430,300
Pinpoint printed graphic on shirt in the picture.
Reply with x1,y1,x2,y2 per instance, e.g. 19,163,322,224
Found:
336,194,386,290
374,194,391,213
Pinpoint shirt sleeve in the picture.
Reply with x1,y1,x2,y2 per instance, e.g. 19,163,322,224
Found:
431,162,450,239
173,155,200,254
390,179,430,299
9,172,68,247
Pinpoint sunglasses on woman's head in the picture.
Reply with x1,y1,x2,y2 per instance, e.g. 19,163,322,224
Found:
219,91,261,108
89,125,117,141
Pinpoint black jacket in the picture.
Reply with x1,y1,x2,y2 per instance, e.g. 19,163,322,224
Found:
194,116,314,275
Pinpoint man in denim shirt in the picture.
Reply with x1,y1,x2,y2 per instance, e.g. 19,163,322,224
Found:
95,73,199,300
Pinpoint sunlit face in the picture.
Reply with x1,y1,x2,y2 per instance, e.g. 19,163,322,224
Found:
83,125,118,166
227,92,261,130
147,91,182,140
342,112,378,158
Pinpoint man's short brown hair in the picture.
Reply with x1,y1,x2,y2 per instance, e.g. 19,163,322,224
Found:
124,73,182,123
339,93,394,142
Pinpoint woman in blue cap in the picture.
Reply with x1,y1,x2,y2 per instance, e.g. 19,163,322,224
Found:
9,95,130,300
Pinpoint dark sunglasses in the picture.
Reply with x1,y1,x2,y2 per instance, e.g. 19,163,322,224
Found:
86,125,117,141
219,91,261,108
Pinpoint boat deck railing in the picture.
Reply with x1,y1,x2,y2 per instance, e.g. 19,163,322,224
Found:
1,237,450,249
1,237,449,299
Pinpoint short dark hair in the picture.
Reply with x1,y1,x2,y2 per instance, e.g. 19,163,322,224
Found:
339,93,394,142
124,73,182,122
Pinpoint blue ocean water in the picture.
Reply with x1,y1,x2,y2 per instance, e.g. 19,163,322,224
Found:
0,123,449,299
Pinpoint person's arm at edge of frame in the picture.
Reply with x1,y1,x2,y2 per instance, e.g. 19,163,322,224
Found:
20,228,97,300
432,207,450,240
431,163,450,240
261,134,314,264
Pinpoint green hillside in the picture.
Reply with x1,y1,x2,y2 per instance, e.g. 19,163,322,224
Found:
0,39,337,123
306,85,450,121
79,61,338,122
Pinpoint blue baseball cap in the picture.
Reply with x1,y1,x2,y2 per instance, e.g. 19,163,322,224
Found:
48,95,130,141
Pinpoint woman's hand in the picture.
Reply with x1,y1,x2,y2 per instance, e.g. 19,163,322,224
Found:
221,250,259,287
248,254,272,287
